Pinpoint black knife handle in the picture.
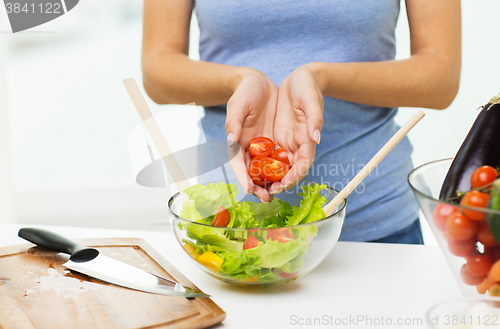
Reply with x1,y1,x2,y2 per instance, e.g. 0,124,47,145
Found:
18,228,99,262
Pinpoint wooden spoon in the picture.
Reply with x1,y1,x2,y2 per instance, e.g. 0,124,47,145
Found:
323,110,425,217
122,78,191,199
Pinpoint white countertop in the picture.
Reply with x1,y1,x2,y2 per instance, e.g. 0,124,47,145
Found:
0,223,463,328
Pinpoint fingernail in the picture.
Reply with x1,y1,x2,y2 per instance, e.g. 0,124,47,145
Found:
227,132,235,146
270,183,286,195
253,193,267,203
313,129,321,144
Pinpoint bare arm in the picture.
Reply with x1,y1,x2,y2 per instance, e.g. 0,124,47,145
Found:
310,0,462,110
142,0,279,201
142,0,251,106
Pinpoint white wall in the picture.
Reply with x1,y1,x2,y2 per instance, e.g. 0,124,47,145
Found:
0,10,14,223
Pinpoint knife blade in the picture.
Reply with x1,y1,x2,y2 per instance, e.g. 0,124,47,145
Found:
18,228,210,298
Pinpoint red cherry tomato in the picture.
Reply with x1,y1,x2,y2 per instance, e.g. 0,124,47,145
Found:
477,221,498,247
446,212,478,241
448,237,476,257
267,228,294,243
243,236,260,250
485,246,500,263
248,156,266,187
460,263,486,285
271,148,290,165
248,137,274,158
471,165,498,189
467,253,493,276
211,206,230,227
433,203,458,231
258,157,290,183
460,190,490,221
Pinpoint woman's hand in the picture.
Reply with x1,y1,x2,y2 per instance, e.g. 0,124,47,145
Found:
270,64,325,194
225,68,279,202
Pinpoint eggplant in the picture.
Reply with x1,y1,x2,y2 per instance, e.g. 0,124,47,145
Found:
440,93,500,202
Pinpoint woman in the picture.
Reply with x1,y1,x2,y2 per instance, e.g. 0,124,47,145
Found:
141,0,461,243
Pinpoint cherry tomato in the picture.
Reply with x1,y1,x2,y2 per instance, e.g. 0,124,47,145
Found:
460,190,490,221
279,271,298,278
271,148,290,165
477,221,498,247
460,264,486,285
433,203,458,232
248,137,274,158
471,165,498,189
486,246,500,263
211,206,230,227
446,212,477,241
248,156,266,187
243,236,259,250
467,253,493,276
267,228,294,243
448,237,476,257
258,157,290,183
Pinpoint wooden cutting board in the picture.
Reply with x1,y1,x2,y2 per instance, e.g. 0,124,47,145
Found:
0,238,225,329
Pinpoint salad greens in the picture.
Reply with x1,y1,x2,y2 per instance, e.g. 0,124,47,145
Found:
178,182,329,282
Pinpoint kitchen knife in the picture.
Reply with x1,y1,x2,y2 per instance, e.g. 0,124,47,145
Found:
18,228,210,298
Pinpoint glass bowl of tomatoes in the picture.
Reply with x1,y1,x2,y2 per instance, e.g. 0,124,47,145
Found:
408,158,500,297
168,180,346,287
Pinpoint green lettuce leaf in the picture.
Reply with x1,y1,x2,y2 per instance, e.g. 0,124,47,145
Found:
219,250,262,279
248,198,282,223
260,216,285,229
183,229,244,253
228,201,258,229
278,249,306,273
246,238,308,268
286,184,328,226
279,200,293,219
256,268,277,282
178,200,203,222
183,182,239,218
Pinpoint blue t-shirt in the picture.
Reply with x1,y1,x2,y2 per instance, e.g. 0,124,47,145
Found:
194,0,420,241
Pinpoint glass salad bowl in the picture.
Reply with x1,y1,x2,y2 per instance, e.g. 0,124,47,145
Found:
408,158,500,297
168,180,346,286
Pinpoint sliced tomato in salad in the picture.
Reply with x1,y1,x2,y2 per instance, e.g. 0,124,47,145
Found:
211,206,230,227
267,228,294,243
243,236,260,249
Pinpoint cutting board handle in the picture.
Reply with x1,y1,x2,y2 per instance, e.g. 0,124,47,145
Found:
18,228,99,262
